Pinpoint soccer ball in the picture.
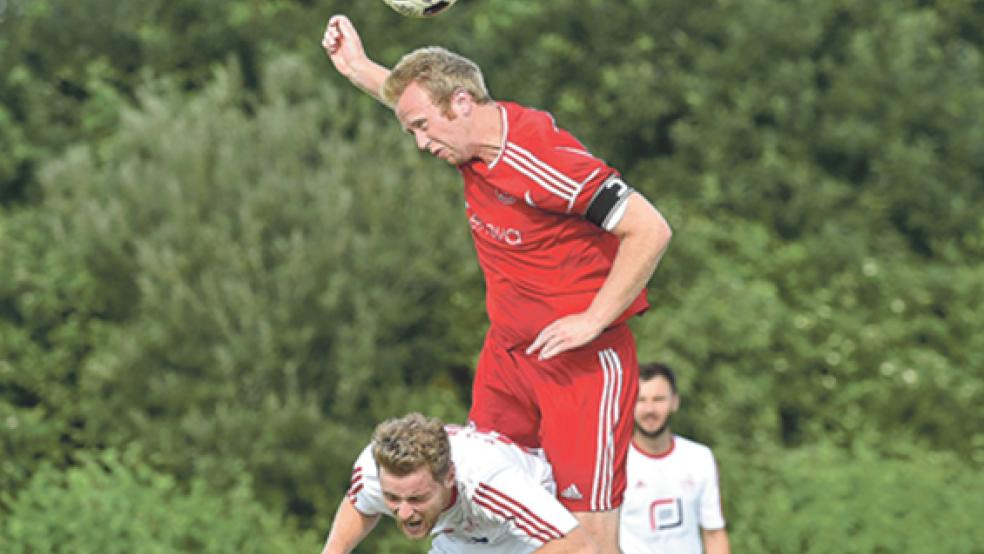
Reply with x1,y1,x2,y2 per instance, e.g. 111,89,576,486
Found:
383,0,458,18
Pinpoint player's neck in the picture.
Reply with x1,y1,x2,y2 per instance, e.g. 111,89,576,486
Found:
442,481,459,511
472,102,503,165
634,429,673,457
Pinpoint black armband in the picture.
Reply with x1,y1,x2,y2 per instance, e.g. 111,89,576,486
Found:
585,173,634,230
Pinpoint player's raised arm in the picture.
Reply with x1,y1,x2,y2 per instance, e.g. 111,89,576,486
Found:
320,498,381,554
321,15,392,104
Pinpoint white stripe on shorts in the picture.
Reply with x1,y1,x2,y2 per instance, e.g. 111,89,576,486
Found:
591,348,623,511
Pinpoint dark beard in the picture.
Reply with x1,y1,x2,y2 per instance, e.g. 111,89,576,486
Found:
635,415,672,440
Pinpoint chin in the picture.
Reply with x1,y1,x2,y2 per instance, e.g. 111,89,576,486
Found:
636,420,668,438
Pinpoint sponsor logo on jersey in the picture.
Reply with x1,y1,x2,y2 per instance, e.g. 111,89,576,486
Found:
496,191,517,205
469,213,523,246
649,498,683,530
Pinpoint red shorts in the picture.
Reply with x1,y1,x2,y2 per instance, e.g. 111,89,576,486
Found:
468,324,639,513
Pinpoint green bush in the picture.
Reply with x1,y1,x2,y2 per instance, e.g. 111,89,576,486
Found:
0,205,108,496
1,0,981,543
0,449,317,553
633,212,984,457
18,53,476,529
720,442,983,553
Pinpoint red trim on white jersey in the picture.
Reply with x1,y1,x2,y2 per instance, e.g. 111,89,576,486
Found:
632,436,676,460
347,467,364,502
474,483,564,543
443,485,459,512
449,423,543,456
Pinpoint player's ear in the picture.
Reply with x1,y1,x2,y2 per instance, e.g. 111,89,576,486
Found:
444,462,456,487
671,394,681,413
452,87,472,116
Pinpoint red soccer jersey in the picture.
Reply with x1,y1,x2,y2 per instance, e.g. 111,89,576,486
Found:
458,102,649,349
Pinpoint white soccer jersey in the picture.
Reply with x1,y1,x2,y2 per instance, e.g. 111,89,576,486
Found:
619,436,726,554
346,425,579,554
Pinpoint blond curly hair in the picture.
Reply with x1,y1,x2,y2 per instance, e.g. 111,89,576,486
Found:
371,412,451,480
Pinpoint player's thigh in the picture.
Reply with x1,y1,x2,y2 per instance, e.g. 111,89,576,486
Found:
536,325,639,513
469,334,541,448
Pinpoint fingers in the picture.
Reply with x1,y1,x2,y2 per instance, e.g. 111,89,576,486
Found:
526,331,548,358
526,315,603,360
322,26,338,54
332,14,356,34
538,341,563,361
526,323,566,361
322,15,350,55
537,336,570,361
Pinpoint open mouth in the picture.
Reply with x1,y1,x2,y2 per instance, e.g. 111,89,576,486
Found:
403,518,425,535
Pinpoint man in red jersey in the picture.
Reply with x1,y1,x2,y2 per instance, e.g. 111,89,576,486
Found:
322,15,672,552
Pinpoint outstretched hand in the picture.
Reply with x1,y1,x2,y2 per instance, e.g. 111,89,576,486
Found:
525,313,605,360
322,15,367,79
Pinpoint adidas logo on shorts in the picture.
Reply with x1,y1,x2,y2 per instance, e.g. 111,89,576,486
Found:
560,484,583,500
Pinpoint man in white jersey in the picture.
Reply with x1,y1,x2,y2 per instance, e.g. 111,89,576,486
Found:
620,363,731,554
321,412,599,553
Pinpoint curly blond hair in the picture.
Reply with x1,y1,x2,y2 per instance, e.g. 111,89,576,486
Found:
381,47,492,114
371,413,451,480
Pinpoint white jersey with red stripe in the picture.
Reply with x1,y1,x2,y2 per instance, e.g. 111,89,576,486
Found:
346,424,579,553
458,102,649,350
619,436,727,553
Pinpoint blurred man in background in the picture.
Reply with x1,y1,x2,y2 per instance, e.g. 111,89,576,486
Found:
620,362,730,553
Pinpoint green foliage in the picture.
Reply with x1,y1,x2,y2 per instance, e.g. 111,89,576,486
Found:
0,0,981,550
21,54,476,532
719,442,984,553
0,0,318,203
0,448,317,553
0,205,110,496
633,210,984,457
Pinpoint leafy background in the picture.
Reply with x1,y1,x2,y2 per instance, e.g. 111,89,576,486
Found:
1,0,981,552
